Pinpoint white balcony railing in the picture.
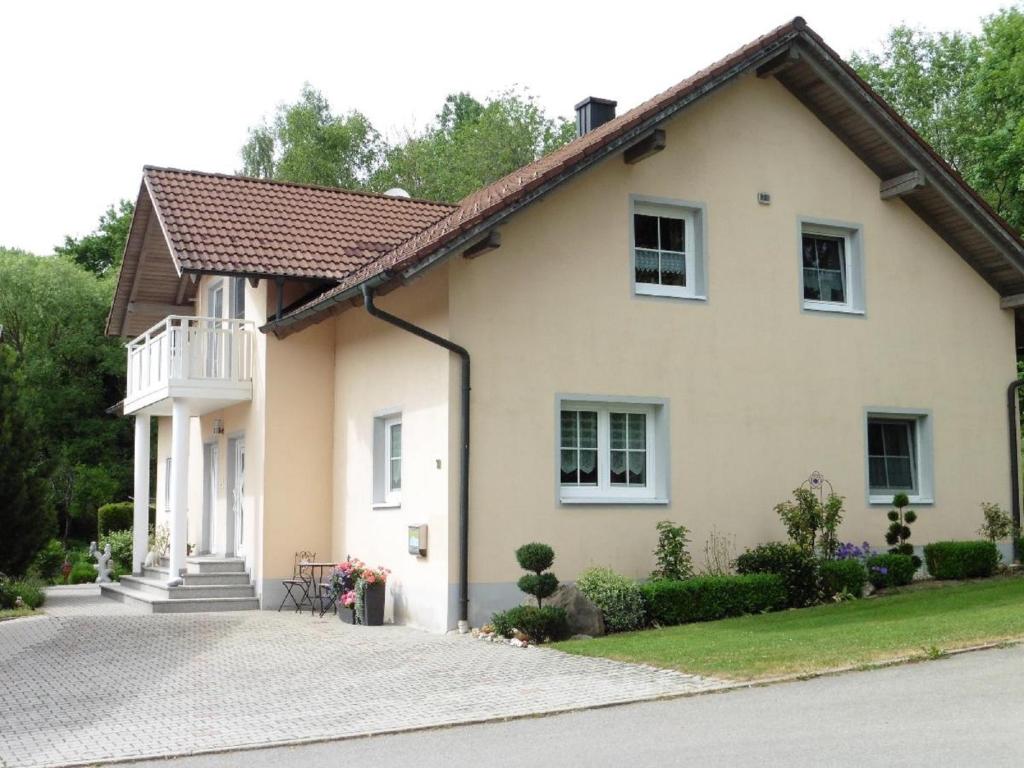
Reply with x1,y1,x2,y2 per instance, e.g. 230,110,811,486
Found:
126,316,254,410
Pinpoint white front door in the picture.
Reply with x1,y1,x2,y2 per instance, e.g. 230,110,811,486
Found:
230,437,245,558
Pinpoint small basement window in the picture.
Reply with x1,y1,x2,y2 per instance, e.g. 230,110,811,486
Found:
632,198,706,300
800,220,865,314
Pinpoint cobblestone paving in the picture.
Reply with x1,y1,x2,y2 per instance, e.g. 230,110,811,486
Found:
0,587,726,768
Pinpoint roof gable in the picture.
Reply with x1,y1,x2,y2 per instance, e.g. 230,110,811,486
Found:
268,16,1024,337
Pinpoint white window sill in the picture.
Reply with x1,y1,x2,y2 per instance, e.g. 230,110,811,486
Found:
372,501,402,510
634,284,706,301
560,496,669,505
868,495,933,506
803,302,865,316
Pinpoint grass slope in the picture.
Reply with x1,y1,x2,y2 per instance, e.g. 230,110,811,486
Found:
554,577,1024,680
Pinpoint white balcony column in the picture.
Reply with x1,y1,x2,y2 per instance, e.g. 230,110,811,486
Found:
167,398,190,585
131,414,151,574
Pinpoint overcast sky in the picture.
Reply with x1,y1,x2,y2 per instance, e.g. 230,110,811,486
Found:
0,0,1010,254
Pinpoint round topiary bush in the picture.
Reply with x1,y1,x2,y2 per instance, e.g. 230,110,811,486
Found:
490,605,570,643
734,542,820,608
515,543,555,573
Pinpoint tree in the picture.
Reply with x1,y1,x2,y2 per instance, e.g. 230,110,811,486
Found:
240,84,382,188
0,248,130,541
852,9,1024,231
373,89,576,202
55,200,134,277
0,345,53,575
239,85,576,202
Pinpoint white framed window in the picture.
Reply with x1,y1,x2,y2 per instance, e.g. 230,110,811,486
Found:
373,411,402,507
800,219,865,315
557,396,669,504
229,278,246,320
865,408,933,505
385,417,402,504
631,198,706,300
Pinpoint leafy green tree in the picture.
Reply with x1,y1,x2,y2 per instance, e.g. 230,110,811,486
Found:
55,200,134,277
373,89,575,202
0,249,130,541
241,84,382,188
852,8,1024,230
239,85,575,202
0,345,53,575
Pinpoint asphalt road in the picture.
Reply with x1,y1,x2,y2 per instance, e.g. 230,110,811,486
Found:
123,645,1023,767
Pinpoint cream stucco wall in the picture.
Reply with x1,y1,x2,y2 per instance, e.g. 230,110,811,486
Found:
331,267,453,631
444,73,1016,625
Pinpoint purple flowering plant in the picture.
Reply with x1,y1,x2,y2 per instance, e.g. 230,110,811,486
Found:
836,541,874,562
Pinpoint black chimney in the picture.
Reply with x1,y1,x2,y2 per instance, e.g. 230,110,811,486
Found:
575,97,617,137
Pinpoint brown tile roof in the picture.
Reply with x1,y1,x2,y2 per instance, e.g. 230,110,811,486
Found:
144,167,456,280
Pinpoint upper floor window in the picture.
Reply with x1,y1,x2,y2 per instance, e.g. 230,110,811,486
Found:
230,278,246,320
800,220,865,315
632,198,706,300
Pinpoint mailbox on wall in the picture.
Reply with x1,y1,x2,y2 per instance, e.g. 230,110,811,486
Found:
408,524,427,557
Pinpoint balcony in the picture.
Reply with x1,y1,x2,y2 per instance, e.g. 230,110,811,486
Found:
124,316,254,416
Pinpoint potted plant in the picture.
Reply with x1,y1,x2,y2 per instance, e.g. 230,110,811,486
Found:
332,559,390,626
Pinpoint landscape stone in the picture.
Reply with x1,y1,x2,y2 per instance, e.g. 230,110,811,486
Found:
523,584,605,636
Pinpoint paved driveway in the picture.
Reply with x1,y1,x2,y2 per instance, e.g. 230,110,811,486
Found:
0,587,723,768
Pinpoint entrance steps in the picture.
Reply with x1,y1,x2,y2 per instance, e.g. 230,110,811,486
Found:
99,556,259,613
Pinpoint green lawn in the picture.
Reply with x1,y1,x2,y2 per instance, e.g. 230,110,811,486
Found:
554,577,1024,680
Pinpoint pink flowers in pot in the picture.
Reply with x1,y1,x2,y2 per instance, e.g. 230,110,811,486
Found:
331,558,391,595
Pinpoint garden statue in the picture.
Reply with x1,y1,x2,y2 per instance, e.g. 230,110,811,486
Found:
144,550,159,568
89,541,113,583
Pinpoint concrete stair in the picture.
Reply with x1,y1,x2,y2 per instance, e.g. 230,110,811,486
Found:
100,556,259,613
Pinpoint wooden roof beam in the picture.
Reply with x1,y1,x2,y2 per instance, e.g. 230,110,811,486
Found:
462,230,502,259
756,47,801,79
1000,293,1024,310
623,129,666,165
881,170,927,200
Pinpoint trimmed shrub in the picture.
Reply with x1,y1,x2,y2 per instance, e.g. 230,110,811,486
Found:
641,574,786,626
69,561,97,585
819,559,867,599
491,605,570,642
100,529,133,573
865,553,916,589
515,543,555,573
30,539,66,582
97,502,134,537
924,541,1000,580
576,567,647,632
734,542,820,608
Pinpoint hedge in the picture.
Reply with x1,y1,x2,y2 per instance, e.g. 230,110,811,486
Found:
640,573,787,626
734,542,820,607
819,559,867,599
924,541,999,580
865,553,916,589
97,503,134,537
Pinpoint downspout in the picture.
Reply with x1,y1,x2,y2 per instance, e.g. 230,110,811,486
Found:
1008,379,1023,564
361,284,472,631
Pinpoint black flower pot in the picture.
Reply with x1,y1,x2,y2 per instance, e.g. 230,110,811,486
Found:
337,604,356,624
360,581,385,626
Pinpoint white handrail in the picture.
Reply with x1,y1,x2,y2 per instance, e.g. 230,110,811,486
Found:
125,316,254,402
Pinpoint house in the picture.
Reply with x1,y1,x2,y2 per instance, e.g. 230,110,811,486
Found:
103,17,1024,630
